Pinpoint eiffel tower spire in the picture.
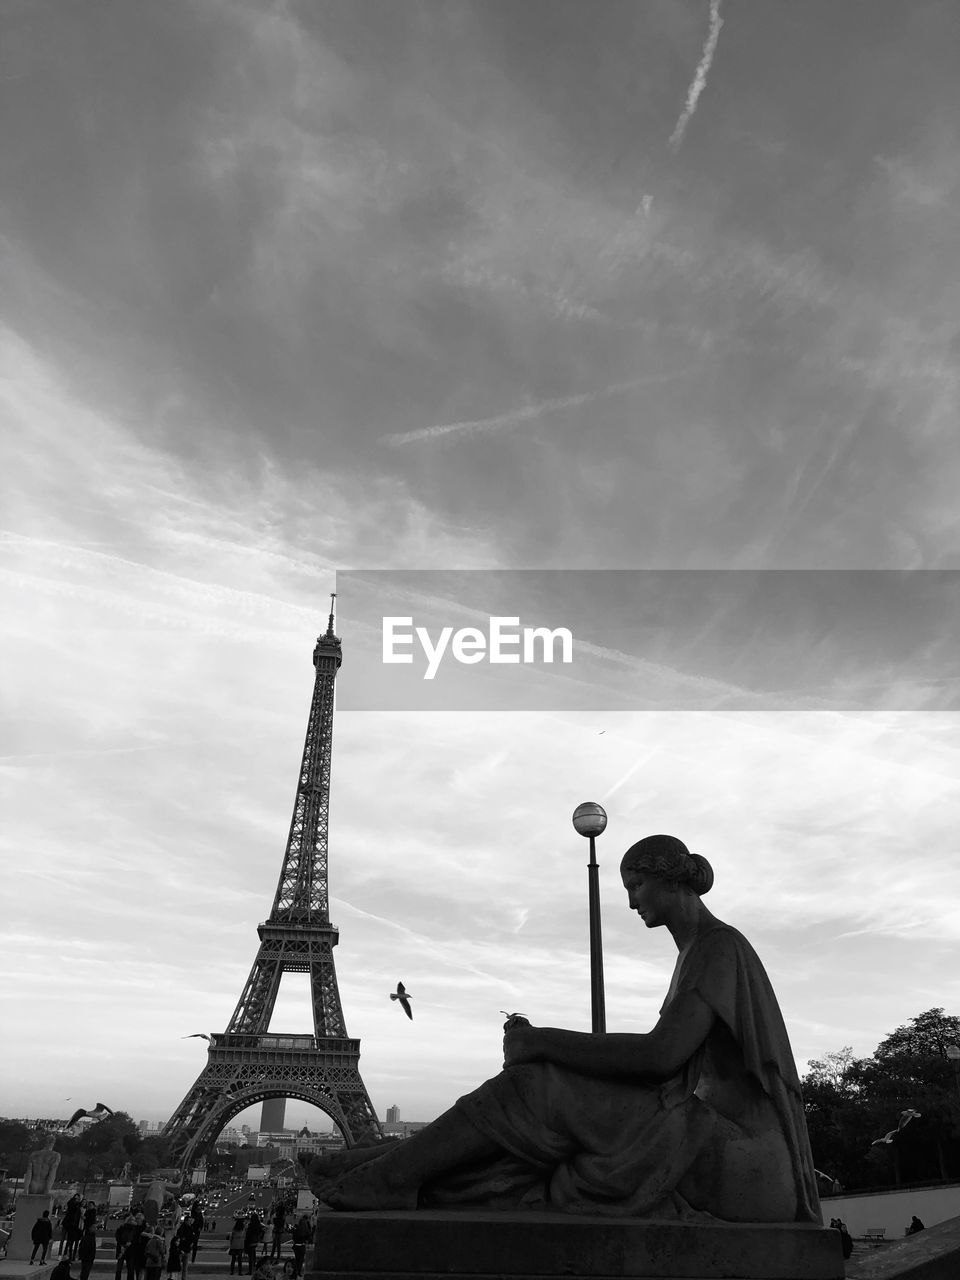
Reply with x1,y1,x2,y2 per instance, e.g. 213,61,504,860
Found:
161,603,382,1167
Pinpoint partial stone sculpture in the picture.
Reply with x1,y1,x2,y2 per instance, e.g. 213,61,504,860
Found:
142,1171,182,1226
304,834,821,1223
22,1134,61,1195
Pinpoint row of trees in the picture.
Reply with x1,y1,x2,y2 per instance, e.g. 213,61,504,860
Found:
0,1113,297,1209
802,1008,960,1191
0,1112,173,1198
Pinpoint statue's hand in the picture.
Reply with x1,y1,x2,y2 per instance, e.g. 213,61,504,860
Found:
503,1021,541,1068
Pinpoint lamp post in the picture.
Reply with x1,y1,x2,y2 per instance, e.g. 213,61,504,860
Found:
572,802,607,1033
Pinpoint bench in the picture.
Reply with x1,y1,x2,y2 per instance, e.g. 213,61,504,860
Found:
864,1228,886,1245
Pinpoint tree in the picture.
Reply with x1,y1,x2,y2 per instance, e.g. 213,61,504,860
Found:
0,1120,35,1179
802,1009,960,1191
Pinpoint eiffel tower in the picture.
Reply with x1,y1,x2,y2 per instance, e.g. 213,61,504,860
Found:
162,598,382,1168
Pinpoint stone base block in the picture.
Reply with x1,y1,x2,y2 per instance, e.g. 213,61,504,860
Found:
0,1262,58,1280
6,1197,54,1263
845,1211,960,1279
305,1209,844,1280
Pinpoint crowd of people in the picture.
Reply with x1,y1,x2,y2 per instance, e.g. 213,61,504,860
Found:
27,1193,316,1280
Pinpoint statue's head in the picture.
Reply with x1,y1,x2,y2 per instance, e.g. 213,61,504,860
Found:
619,834,714,896
42,1134,56,1149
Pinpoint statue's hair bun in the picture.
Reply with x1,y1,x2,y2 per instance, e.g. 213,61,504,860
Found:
687,851,714,896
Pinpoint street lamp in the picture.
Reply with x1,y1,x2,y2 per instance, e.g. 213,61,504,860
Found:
572,801,607,1034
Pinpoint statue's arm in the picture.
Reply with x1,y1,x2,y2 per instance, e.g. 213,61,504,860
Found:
503,990,714,1081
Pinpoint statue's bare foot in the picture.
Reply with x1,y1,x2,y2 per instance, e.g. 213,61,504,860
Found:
301,1140,399,1194
320,1162,417,1212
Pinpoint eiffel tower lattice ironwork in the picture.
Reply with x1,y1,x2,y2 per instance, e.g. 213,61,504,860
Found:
162,598,382,1168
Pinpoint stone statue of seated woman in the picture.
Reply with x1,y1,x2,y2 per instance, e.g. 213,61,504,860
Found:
303,834,821,1223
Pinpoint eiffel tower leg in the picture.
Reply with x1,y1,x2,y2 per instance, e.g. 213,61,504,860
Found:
226,941,284,1034
309,950,347,1039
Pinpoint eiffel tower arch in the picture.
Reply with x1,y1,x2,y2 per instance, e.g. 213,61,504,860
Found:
162,599,382,1169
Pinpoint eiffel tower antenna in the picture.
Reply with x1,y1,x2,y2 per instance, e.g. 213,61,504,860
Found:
162,606,382,1167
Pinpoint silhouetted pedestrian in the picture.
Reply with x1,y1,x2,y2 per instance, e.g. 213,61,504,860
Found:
132,1222,151,1280
31,1209,54,1263
115,1215,138,1280
143,1229,165,1280
244,1214,264,1275
228,1219,246,1275
60,1194,83,1259
78,1227,98,1280
290,1216,312,1278
188,1203,203,1263
906,1215,925,1235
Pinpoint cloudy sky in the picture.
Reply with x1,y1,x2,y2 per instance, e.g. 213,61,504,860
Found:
3,0,960,1138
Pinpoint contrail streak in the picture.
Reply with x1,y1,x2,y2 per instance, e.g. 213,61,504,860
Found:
668,0,724,152
381,369,693,447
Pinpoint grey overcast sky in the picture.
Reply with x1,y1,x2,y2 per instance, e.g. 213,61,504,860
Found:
3,1,960,1131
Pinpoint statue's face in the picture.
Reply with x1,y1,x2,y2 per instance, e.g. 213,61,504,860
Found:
621,869,677,929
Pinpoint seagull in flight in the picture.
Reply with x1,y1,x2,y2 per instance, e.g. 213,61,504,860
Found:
181,1033,213,1042
65,1102,114,1129
871,1108,922,1145
390,982,413,1019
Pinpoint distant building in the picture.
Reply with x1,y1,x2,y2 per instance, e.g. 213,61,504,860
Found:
382,1120,428,1139
138,1120,164,1136
386,1106,400,1125
260,1098,287,1133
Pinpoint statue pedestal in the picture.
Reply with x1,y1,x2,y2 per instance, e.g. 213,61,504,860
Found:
305,1209,844,1280
6,1196,54,1263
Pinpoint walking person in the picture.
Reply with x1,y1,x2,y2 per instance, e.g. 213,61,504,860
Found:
244,1214,264,1276
143,1229,166,1280
188,1203,203,1264
115,1215,138,1280
77,1227,98,1280
165,1232,182,1280
290,1216,312,1279
131,1221,151,1280
174,1219,193,1280
269,1204,286,1261
31,1209,54,1263
227,1219,246,1275
60,1195,83,1259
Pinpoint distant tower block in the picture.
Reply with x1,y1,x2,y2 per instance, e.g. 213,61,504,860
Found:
386,1105,400,1125
261,1098,286,1133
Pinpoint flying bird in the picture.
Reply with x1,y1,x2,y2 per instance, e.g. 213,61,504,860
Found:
390,982,413,1019
871,1109,922,1146
181,1033,213,1042
65,1102,114,1128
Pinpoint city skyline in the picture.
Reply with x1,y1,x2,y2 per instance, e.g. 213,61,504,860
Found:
4,0,960,1131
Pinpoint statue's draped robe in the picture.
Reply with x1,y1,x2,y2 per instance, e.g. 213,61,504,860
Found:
427,923,820,1221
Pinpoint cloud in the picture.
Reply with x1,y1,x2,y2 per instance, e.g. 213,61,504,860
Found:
380,369,697,447
668,0,724,151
